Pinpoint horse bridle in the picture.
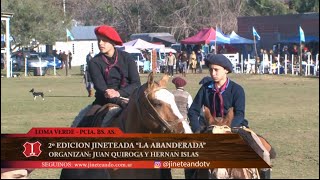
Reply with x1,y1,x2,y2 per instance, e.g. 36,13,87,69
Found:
135,84,184,134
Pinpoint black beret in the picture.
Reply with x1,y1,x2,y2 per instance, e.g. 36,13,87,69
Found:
205,54,233,73
199,76,213,85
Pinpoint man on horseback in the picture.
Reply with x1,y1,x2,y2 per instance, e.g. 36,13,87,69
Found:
78,25,141,127
186,54,273,179
186,54,249,179
188,54,248,134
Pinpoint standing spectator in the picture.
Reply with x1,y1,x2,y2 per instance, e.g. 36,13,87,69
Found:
259,50,270,74
166,51,176,77
68,51,73,69
196,49,204,73
282,45,291,65
58,50,64,69
189,51,197,73
171,77,193,122
176,52,181,74
180,51,188,77
61,51,68,69
161,77,192,179
85,51,94,97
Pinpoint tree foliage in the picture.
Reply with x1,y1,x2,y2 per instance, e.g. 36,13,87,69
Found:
1,0,318,50
1,0,71,50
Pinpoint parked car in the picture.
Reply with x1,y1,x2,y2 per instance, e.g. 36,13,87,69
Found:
25,53,46,67
42,55,62,69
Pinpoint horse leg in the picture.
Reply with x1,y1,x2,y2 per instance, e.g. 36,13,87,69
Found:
77,105,102,127
184,169,198,179
185,169,210,179
60,169,110,179
259,169,271,179
160,169,172,179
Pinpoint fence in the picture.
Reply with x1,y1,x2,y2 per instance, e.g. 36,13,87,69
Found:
222,53,319,76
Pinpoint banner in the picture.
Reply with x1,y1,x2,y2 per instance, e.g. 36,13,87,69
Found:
252,27,261,41
66,29,75,41
1,128,270,169
299,26,305,42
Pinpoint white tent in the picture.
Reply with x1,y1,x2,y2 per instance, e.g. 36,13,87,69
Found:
123,38,165,50
228,31,254,44
115,45,141,53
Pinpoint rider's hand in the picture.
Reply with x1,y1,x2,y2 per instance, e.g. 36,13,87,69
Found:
105,89,120,98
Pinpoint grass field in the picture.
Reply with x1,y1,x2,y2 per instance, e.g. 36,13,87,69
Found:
1,67,319,179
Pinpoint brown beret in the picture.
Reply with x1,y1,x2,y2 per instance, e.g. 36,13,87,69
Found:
94,25,123,46
172,77,187,88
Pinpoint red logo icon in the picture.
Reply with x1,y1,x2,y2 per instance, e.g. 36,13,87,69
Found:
23,141,42,157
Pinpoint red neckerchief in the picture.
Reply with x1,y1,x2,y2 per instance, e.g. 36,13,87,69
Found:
101,49,126,87
212,78,229,118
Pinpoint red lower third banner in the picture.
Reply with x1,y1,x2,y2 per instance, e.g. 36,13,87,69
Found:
1,127,271,168
2,160,243,169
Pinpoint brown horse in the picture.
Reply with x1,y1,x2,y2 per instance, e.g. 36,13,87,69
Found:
193,106,276,179
60,73,192,179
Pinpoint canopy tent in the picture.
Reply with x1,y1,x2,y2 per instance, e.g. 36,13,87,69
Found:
115,45,141,53
180,27,216,45
209,27,230,45
210,28,230,44
278,36,319,43
123,38,165,50
228,31,254,44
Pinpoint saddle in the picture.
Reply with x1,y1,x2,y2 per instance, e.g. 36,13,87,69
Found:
209,126,275,179
77,97,128,128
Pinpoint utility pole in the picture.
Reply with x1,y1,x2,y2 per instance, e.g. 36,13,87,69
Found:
63,0,66,18
63,0,69,76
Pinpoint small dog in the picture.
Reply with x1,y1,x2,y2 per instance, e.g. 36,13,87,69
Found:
29,88,44,100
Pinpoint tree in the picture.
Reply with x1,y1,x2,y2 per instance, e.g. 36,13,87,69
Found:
1,0,72,51
289,0,319,13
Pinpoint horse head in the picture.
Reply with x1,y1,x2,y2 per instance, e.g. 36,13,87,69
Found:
126,72,192,134
201,106,276,179
204,106,233,125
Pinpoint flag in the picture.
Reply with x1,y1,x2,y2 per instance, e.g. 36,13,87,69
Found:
299,26,305,42
66,28,74,41
252,27,260,40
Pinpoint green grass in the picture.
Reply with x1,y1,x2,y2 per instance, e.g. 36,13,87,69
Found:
1,67,319,179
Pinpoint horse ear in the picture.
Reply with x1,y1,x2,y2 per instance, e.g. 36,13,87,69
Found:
203,106,214,125
147,72,155,89
224,107,234,127
158,74,169,87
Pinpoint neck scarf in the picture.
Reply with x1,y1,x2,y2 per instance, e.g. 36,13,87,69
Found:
101,49,126,87
212,78,229,118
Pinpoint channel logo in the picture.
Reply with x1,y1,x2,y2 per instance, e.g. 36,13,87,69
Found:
23,141,42,157
154,161,161,168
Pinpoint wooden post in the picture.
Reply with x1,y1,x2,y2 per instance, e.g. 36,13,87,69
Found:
152,49,157,74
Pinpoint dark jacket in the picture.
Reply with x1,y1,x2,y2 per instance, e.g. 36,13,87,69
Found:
188,79,248,132
88,49,141,105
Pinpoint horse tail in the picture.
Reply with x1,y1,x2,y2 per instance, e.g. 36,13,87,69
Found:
269,146,277,159
257,134,277,159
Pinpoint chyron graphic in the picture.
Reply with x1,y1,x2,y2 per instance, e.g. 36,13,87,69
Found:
23,141,42,157
154,161,161,168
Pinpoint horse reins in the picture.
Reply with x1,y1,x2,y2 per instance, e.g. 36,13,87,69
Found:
135,84,184,133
